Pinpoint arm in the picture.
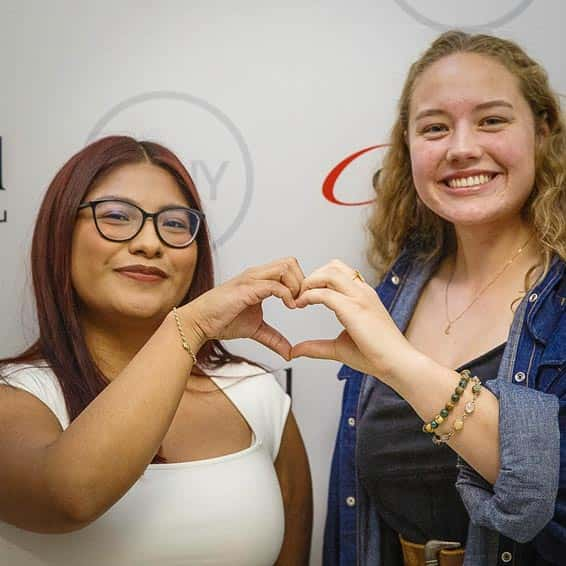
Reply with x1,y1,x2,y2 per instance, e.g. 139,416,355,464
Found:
0,258,303,533
292,262,566,544
0,314,199,533
292,259,501,482
292,259,562,543
455,379,559,542
274,411,313,566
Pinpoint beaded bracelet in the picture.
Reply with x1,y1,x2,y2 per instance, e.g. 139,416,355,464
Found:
422,369,472,435
431,376,482,445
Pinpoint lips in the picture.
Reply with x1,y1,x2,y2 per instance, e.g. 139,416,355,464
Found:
115,265,168,280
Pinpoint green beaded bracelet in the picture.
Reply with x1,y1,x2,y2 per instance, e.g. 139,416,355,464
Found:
432,376,482,445
422,369,471,435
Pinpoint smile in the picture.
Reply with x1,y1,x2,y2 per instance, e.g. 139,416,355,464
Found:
445,173,496,189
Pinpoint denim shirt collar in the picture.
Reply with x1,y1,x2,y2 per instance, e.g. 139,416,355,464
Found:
377,252,565,381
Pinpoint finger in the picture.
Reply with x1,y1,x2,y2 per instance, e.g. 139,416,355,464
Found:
248,280,296,309
252,321,292,361
291,339,337,361
299,261,362,297
281,257,305,298
245,258,304,298
294,287,344,311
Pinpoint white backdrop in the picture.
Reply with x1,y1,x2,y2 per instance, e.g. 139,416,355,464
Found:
1,2,564,564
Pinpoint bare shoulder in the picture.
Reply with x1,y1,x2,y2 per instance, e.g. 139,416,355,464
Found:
0,363,64,444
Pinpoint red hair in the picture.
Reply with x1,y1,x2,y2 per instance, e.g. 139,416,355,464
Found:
1,136,245,425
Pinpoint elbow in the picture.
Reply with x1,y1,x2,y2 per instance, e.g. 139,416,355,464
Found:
458,477,557,543
48,473,105,528
58,499,99,529
495,500,555,543
54,484,106,527
464,492,556,543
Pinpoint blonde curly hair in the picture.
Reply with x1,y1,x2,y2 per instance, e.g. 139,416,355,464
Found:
368,30,566,277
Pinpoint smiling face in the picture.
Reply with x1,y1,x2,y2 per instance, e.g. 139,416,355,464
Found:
71,162,198,326
407,52,538,228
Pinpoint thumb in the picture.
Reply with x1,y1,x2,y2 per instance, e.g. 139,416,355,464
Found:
252,321,292,361
291,339,338,361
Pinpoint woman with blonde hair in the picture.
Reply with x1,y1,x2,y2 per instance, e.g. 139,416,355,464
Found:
293,31,566,565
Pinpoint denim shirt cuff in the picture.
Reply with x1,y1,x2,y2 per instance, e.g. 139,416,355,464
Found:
456,379,559,543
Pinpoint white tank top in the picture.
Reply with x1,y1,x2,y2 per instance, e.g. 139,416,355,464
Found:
0,362,290,565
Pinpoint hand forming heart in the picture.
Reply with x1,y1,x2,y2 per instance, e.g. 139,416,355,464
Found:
290,259,411,379
183,257,411,377
183,257,304,361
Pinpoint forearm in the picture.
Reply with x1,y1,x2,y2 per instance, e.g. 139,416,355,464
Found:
44,309,203,522
384,347,500,484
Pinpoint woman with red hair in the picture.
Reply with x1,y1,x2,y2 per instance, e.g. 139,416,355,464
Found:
0,136,312,565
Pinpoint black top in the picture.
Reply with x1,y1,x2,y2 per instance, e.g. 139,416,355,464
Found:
357,342,506,564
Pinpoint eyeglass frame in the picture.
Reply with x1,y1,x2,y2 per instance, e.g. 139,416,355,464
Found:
77,198,205,249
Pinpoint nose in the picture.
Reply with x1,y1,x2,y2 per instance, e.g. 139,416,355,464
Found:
128,218,163,258
445,124,482,164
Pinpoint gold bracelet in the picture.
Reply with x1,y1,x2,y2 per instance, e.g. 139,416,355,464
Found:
432,376,482,445
172,307,198,365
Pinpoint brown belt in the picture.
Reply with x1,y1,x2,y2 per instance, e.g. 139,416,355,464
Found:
399,535,465,566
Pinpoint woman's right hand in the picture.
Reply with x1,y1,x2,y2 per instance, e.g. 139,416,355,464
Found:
182,258,304,360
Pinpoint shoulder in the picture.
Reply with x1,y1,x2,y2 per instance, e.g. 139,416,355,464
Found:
209,362,291,460
0,362,69,428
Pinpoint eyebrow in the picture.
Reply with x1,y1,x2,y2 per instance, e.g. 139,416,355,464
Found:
414,99,514,121
95,194,137,204
93,195,189,208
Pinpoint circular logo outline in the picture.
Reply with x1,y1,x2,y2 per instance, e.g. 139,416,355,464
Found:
394,0,534,31
87,91,254,247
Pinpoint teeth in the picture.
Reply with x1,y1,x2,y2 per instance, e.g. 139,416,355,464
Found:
447,174,493,188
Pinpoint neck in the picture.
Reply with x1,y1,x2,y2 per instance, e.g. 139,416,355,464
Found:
80,311,162,381
449,218,539,288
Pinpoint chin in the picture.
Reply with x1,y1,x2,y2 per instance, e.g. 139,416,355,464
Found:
433,203,516,227
114,301,170,322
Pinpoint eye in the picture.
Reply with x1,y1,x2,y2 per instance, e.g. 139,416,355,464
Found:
164,218,188,229
160,212,190,231
98,210,131,222
479,115,508,129
420,123,449,138
105,211,128,220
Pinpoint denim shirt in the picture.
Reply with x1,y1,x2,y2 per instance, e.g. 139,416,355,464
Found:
323,251,565,566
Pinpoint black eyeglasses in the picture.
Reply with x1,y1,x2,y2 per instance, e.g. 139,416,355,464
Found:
78,199,205,248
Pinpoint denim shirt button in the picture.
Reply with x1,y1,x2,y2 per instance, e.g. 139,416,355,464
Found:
514,371,526,383
391,275,400,285
528,293,538,303
345,496,356,507
347,417,356,427
501,551,512,563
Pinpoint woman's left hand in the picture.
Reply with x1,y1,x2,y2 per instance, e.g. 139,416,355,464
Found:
291,260,413,378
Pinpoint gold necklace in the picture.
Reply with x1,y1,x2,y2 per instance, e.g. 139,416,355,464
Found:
444,236,532,335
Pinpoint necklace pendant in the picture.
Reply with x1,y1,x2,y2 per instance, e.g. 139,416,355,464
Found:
444,323,451,335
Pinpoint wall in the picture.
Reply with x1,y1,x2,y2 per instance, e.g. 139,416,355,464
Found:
1,1,564,563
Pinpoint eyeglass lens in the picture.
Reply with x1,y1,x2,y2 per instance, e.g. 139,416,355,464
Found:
93,201,200,247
